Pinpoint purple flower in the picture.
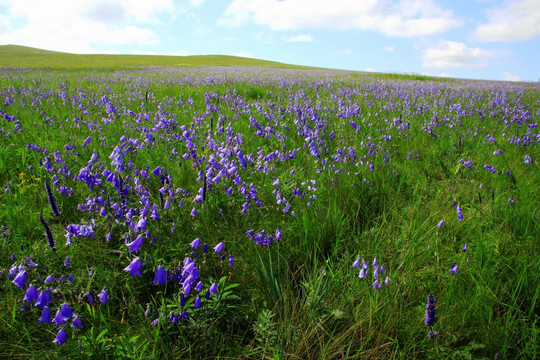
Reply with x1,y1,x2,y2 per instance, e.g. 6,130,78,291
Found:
98,288,108,304
485,164,498,173
12,269,27,289
213,242,224,254
126,234,144,253
53,309,67,326
372,280,381,290
71,316,84,329
44,275,56,284
39,306,52,324
82,136,91,148
194,297,201,309
124,257,142,277
425,294,436,327
275,229,282,241
35,290,51,308
191,207,197,216
428,330,438,339
384,276,390,286
66,223,95,239
228,255,234,266
358,268,368,279
462,244,467,252
24,285,38,303
150,204,160,221
60,303,74,319
45,181,61,217
190,237,201,250
136,217,147,232
209,283,217,295
53,328,66,345
153,266,167,285
524,154,531,164
449,263,459,275
352,256,360,268
39,215,56,251
456,205,464,221
437,220,444,228
64,257,70,266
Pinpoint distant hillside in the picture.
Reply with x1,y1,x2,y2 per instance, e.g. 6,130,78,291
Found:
0,44,68,55
0,44,310,70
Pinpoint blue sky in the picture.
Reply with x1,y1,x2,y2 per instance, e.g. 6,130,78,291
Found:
0,0,539,81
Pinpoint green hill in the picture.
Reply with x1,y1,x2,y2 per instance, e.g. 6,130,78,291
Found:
0,44,310,70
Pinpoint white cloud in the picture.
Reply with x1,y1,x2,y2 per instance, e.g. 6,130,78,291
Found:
0,15,12,34
422,40,496,68
341,49,352,54
383,46,395,52
220,0,461,37
438,72,451,77
365,67,376,72
502,72,523,82
283,34,313,42
188,0,206,7
0,0,172,53
234,50,254,58
474,0,540,42
85,2,127,25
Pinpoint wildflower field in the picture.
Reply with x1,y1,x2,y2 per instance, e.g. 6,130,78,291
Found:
0,65,538,359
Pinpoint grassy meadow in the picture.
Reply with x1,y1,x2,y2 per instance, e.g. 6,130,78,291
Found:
0,46,539,359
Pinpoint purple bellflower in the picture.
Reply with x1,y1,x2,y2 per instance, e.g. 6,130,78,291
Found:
124,257,142,277
53,328,66,345
24,284,38,303
456,205,464,221
39,306,52,324
153,266,167,285
213,242,224,254
12,269,27,289
98,288,108,304
190,238,201,250
126,234,144,253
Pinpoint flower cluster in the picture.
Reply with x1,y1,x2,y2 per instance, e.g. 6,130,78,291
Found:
425,294,437,338
353,257,390,289
246,229,282,247
7,255,108,345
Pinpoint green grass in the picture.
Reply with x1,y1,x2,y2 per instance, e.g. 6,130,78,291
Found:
0,55,538,359
0,44,312,70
